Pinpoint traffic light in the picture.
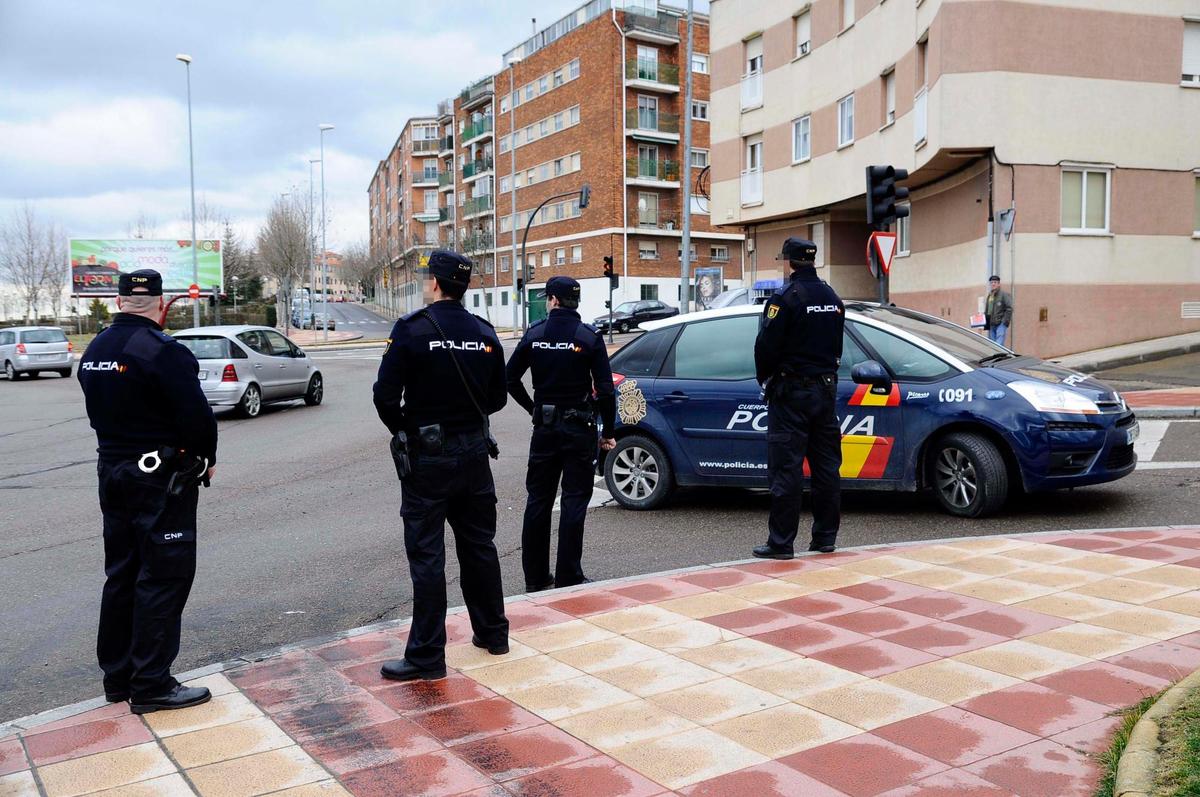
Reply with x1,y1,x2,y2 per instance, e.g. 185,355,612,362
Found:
208,293,217,307
527,261,535,284
604,300,611,309
603,255,618,289
865,165,910,228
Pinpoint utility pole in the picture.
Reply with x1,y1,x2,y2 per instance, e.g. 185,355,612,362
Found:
508,58,523,333
308,158,320,317
680,0,695,315
319,124,334,342
176,54,200,328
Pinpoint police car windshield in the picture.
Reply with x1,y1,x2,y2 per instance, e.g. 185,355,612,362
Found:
847,304,1008,364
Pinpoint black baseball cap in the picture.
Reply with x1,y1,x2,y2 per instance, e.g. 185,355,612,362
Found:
426,250,473,287
988,275,1001,283
775,236,817,264
118,269,163,296
539,276,581,303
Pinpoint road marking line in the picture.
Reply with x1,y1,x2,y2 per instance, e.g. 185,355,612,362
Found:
1135,420,1170,462
1137,461,1200,470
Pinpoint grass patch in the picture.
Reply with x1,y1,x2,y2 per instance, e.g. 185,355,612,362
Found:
1155,684,1200,797
1094,693,1162,797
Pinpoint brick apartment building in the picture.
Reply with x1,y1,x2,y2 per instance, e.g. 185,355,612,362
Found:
708,0,1200,358
369,0,747,325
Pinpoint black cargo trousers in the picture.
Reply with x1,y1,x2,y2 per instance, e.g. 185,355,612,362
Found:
400,429,508,670
766,374,842,553
97,459,199,700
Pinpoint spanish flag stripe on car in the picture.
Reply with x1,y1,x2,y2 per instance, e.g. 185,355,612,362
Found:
849,383,901,407
802,435,895,479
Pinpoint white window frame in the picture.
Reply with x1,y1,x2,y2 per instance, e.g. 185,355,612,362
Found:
691,53,709,74
555,247,567,265
691,100,709,121
638,240,658,260
500,254,510,272
1183,20,1200,86
795,11,811,58
837,93,855,148
841,0,854,31
690,148,709,168
1193,171,1200,235
1060,165,1112,235
570,244,583,263
792,114,811,163
711,244,729,262
896,206,911,256
883,70,896,127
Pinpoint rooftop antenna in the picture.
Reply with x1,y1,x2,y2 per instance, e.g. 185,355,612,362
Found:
532,18,536,34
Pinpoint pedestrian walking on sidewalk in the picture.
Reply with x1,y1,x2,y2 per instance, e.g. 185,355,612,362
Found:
373,250,510,681
505,276,617,591
985,275,1014,347
78,269,217,714
752,238,845,559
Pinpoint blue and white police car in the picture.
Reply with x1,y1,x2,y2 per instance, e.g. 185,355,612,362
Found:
600,303,1138,518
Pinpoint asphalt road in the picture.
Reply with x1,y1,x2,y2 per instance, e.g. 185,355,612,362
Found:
2,343,1198,720
300,301,394,340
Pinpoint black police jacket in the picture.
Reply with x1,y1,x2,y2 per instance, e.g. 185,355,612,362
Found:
78,314,218,465
505,308,617,436
754,267,845,384
373,299,507,434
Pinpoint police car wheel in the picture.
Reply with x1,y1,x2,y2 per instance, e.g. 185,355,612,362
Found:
304,374,323,406
605,436,673,510
238,383,262,418
930,432,1008,518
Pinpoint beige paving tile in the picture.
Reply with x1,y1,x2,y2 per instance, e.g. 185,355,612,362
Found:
1127,565,1200,589
88,774,194,797
1011,592,1130,621
1147,592,1200,618
1006,565,1104,590
1057,553,1160,576
597,655,722,697
733,657,865,700
1072,578,1191,605
719,579,819,604
945,577,1059,605
506,674,638,722
953,555,1030,578
942,537,1031,555
182,673,238,697
1023,623,1156,660
997,543,1092,565
512,619,616,652
143,692,262,738
587,605,693,634
654,592,758,619
549,636,668,673
890,566,986,590
268,782,352,797
557,701,699,752
164,716,295,769
838,555,928,578
1087,608,1200,641
38,742,175,797
445,639,537,670
710,703,860,758
468,654,584,695
0,771,38,797
894,544,978,565
796,680,944,730
187,745,326,797
678,638,797,675
628,621,743,653
880,660,1022,704
648,678,786,725
953,639,1093,680
778,567,876,592
610,727,768,790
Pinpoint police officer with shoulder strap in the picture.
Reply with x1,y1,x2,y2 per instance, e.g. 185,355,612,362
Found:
506,276,616,591
78,269,217,714
753,237,845,559
373,250,510,681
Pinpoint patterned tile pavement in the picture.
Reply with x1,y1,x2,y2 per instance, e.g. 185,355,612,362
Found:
4,526,1200,796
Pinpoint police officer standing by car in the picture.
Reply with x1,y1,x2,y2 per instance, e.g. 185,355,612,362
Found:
753,238,845,558
78,269,217,714
506,276,616,591
373,250,510,681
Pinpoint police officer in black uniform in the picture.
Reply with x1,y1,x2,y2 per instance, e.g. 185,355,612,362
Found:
506,276,616,591
373,250,509,681
753,238,845,559
78,269,217,714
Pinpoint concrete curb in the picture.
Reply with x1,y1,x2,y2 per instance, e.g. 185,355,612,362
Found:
1133,407,1200,419
1055,334,1200,374
1113,665,1200,797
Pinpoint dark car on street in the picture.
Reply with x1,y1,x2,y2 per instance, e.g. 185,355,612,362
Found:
594,300,678,334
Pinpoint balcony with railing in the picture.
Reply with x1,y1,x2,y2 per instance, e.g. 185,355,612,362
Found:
412,138,439,153
461,232,495,253
461,115,494,144
626,156,681,187
463,156,495,181
622,8,680,42
740,72,763,110
631,208,679,231
740,169,763,206
460,78,494,110
439,133,454,154
914,87,928,147
438,207,453,223
412,169,440,187
463,194,494,218
626,108,679,141
626,58,680,92
438,171,455,191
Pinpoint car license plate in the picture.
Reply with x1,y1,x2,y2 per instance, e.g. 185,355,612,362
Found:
197,370,208,380
1126,422,1139,445
37,354,59,361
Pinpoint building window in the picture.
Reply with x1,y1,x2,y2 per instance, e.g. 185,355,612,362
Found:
638,241,658,260
711,245,729,262
676,243,698,260
917,38,928,88
641,284,659,300
1183,21,1200,85
795,11,811,57
691,100,709,120
571,244,582,263
554,247,566,265
637,95,658,130
424,190,438,211
841,0,854,30
499,176,510,193
502,291,509,306
742,36,764,109
690,148,709,168
1194,174,1200,233
691,54,709,74
837,94,855,147
540,250,551,269
473,294,480,308
1060,167,1110,233
883,71,896,126
897,207,911,256
569,59,580,80
638,192,659,226
792,115,811,163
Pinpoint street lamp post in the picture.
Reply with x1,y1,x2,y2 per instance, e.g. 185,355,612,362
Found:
231,275,239,316
176,53,200,328
518,185,590,331
319,123,334,342
507,57,522,334
308,158,320,319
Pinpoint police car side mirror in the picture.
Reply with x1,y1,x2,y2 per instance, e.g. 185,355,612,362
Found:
851,360,892,390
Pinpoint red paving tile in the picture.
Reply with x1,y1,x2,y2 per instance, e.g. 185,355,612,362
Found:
734,558,830,577
272,690,401,744
1047,536,1133,553
873,707,1040,768
227,650,330,688
539,590,641,616
879,622,1009,657
882,594,999,622
0,737,28,776
302,717,443,774
957,683,1112,737
1104,641,1200,681
501,755,665,797
1047,715,1125,755
312,633,408,667
876,767,1017,796
769,592,878,620
339,749,496,797
451,724,596,782
240,668,364,710
18,701,131,734
752,621,873,656
373,674,499,714
1118,544,1200,563
1159,534,1200,550
1177,557,1200,570
1102,529,1174,541
609,577,709,603
948,606,1071,638
781,733,949,797
1034,661,1171,708
680,760,852,796
409,697,543,746
503,603,577,632
965,739,1101,797
444,613,476,646
817,548,895,565
806,638,940,677
1169,630,1200,649
676,567,770,590
822,607,939,637
23,713,153,766
705,605,808,635
834,579,935,605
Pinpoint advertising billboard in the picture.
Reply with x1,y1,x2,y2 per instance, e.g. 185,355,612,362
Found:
694,266,724,311
69,239,223,297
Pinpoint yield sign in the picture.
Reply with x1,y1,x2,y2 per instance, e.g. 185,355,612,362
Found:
869,231,898,276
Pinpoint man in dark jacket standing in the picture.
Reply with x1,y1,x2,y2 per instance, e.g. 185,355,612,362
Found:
985,275,1014,347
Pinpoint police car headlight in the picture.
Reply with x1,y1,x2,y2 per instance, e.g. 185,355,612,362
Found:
1009,380,1100,415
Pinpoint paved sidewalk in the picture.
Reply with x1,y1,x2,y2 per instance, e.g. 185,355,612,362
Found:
1124,387,1200,418
4,527,1200,797
1053,330,1200,373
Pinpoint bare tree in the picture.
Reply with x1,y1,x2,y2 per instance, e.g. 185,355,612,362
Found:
43,221,69,321
127,211,158,239
338,241,376,299
0,203,55,322
255,194,309,333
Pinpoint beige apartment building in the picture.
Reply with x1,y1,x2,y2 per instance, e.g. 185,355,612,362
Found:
369,0,747,325
709,0,1200,357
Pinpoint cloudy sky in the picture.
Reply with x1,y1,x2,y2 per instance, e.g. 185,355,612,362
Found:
0,0,658,251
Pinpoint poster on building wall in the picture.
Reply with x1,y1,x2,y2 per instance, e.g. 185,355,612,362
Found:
69,239,223,297
694,266,723,311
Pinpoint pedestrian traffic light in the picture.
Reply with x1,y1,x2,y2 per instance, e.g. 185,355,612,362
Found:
603,255,618,289
865,165,910,229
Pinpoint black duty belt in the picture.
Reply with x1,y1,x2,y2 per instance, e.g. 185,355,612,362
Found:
778,373,837,387
535,404,593,427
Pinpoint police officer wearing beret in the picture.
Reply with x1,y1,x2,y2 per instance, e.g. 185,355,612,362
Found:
753,238,845,559
78,269,217,713
506,276,616,591
373,250,510,681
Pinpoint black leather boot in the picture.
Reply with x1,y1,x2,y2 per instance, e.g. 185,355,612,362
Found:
380,659,447,682
472,635,510,656
752,544,794,560
129,684,211,715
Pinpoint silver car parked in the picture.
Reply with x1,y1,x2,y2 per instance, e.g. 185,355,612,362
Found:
172,326,323,418
0,326,74,379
